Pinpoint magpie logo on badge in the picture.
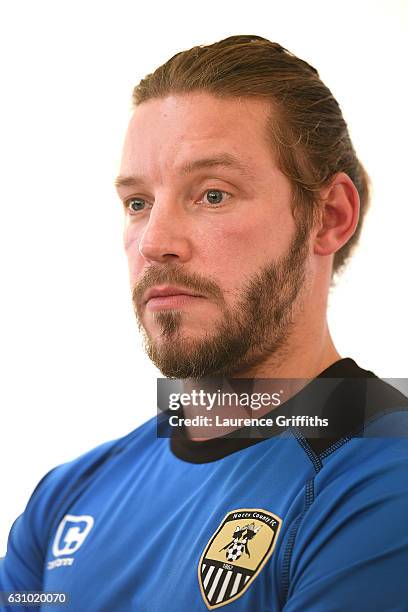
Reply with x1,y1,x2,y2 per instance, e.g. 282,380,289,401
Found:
198,508,282,609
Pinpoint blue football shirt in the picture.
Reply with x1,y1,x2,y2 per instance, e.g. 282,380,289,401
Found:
1,358,408,611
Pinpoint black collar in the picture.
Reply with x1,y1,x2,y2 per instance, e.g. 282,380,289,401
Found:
169,358,408,463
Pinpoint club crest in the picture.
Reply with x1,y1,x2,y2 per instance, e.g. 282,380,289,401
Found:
198,508,282,609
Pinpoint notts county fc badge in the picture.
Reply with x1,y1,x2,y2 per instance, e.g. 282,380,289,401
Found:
198,508,282,609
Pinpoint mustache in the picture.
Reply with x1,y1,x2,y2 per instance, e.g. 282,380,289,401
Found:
132,265,224,310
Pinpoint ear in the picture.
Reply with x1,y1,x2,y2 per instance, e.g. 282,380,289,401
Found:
313,172,360,257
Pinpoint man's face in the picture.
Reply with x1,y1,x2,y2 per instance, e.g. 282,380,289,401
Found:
117,93,311,377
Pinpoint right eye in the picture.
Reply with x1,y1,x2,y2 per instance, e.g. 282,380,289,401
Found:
125,197,147,213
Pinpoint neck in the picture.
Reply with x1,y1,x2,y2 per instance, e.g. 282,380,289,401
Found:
231,321,341,379
179,319,341,441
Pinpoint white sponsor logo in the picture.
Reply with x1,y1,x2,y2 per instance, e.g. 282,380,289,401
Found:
48,514,94,570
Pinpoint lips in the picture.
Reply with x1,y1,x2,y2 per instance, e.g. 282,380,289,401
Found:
143,285,203,305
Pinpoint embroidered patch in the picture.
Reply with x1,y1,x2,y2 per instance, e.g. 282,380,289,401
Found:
198,508,282,609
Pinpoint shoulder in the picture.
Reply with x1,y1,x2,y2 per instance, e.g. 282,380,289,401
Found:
0,416,158,591
281,374,408,609
8,416,158,557
308,401,408,540
283,414,408,609
33,415,158,509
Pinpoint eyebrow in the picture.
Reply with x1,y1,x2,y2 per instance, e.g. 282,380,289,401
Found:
114,153,255,189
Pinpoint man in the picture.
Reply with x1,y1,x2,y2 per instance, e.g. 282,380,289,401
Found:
1,35,407,611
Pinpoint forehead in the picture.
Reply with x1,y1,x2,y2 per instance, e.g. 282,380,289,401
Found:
120,93,276,178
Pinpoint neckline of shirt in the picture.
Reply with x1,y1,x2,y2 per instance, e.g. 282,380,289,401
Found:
169,357,376,464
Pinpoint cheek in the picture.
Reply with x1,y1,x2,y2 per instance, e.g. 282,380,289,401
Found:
192,222,255,304
200,210,290,279
123,222,144,282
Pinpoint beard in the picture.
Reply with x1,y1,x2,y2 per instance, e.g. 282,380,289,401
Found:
132,221,310,378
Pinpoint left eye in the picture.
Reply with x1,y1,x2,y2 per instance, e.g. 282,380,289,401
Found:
125,198,147,213
201,189,229,205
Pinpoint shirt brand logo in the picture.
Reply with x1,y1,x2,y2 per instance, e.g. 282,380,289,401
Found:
47,514,94,570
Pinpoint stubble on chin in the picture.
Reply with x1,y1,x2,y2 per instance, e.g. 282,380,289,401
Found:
152,310,182,337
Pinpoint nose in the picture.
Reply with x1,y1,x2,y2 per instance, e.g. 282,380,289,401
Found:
138,200,192,264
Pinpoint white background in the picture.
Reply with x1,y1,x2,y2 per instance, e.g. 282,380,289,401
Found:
0,0,407,555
